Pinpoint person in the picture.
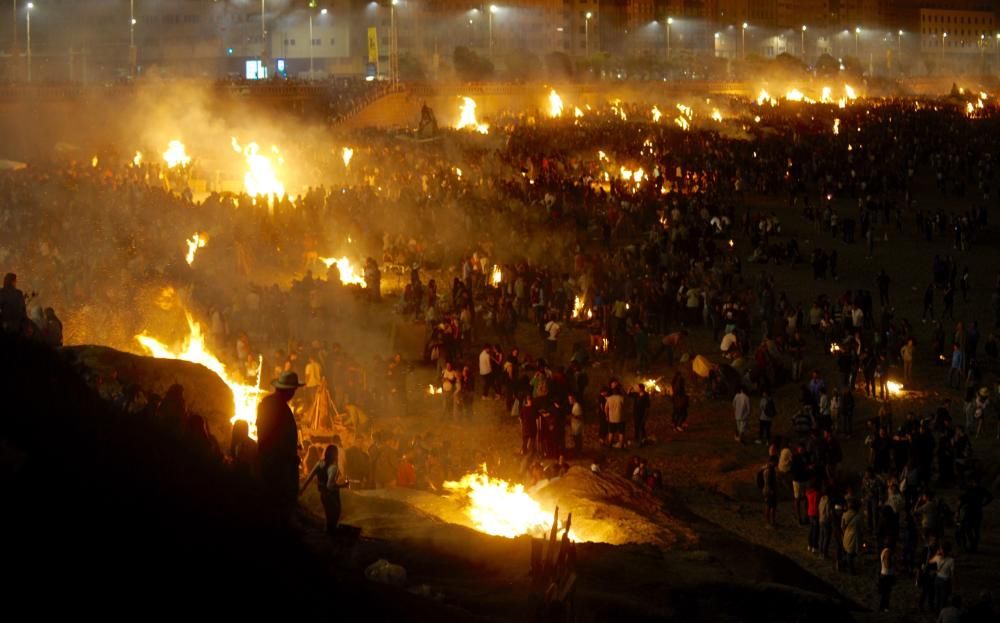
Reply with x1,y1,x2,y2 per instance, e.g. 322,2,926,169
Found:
42,307,62,347
604,387,625,448
806,481,820,553
544,316,561,356
256,370,303,521
790,445,811,524
568,394,584,456
299,444,348,536
396,453,417,488
818,488,833,558
877,545,896,613
0,272,27,333
628,384,650,446
441,361,459,419
228,419,258,477
930,543,955,611
732,386,750,443
759,456,778,526
901,338,915,384
840,387,855,437
478,344,495,398
957,479,993,553
671,386,689,432
841,499,864,575
519,395,537,455
758,389,776,444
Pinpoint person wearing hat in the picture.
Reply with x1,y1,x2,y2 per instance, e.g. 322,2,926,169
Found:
256,370,304,520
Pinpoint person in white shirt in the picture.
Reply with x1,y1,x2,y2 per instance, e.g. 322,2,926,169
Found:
732,387,750,443
569,394,584,456
478,344,494,398
930,544,955,610
544,317,561,356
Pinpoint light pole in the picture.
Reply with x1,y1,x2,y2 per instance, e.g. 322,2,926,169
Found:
801,25,806,59
488,4,496,60
897,29,902,56
941,31,947,62
25,1,31,82
390,0,399,86
980,34,986,63
309,8,327,80
666,16,672,60
585,11,591,57
854,26,860,57
129,0,136,78
742,22,747,60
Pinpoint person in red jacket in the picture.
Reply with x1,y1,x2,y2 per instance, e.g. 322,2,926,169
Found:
806,480,821,553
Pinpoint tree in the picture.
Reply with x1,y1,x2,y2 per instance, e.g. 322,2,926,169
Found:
398,53,426,81
815,53,839,77
545,52,574,81
505,49,542,82
452,46,494,81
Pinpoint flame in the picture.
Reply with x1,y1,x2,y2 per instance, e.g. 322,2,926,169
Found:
185,232,206,266
456,97,489,134
574,106,584,118
136,312,265,438
844,85,857,101
674,116,690,131
443,466,578,540
756,89,778,106
642,378,663,393
490,264,502,286
610,102,627,120
91,156,99,168
597,150,608,162
785,88,805,102
820,86,833,103
833,118,841,135
651,106,662,122
320,256,367,287
572,296,587,319
232,138,286,200
966,102,975,116
132,151,143,167
427,384,443,395
710,109,723,122
886,381,904,396
547,89,564,118
163,140,191,168
341,147,354,167
830,343,842,353
676,103,693,119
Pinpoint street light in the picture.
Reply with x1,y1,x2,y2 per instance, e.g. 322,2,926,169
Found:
308,7,328,80
941,31,947,61
25,1,32,82
801,25,807,59
742,22,748,60
666,16,673,60
488,4,497,60
854,26,860,57
897,29,902,56
390,0,399,86
585,11,592,57
129,0,136,78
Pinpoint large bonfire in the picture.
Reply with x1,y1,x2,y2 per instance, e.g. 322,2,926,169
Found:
136,312,264,437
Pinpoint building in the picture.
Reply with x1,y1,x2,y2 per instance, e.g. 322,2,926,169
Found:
269,1,354,77
919,7,996,56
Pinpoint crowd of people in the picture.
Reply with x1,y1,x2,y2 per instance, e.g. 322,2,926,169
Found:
3,86,999,618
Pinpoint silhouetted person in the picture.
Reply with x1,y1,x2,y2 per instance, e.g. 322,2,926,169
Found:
0,272,26,333
256,370,303,521
300,444,347,536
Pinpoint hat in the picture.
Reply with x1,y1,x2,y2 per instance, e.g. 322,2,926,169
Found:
273,371,305,389
978,386,990,398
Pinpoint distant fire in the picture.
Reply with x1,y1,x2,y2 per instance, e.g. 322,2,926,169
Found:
341,147,354,167
456,97,489,134
162,140,191,168
490,264,502,287
443,466,578,540
231,137,287,200
547,89,564,118
185,232,206,266
320,256,367,287
886,381,904,396
427,385,443,395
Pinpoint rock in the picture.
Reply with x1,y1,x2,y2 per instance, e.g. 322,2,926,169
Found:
64,345,235,442
365,558,408,587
